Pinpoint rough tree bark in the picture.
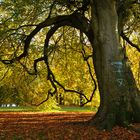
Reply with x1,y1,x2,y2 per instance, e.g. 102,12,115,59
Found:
89,0,140,129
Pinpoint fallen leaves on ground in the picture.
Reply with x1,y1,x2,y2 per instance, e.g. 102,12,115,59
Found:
0,112,139,140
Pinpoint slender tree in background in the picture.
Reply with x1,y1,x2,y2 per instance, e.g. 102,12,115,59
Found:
0,0,140,129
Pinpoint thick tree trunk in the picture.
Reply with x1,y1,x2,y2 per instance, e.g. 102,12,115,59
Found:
90,0,140,130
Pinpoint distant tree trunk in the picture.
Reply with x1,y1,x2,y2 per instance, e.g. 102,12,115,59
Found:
89,0,140,129
79,94,83,106
59,93,64,105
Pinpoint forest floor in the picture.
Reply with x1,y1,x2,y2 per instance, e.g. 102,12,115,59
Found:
0,112,139,140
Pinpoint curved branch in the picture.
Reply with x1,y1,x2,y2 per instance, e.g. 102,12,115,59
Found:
121,32,140,52
42,24,96,106
80,37,97,106
43,25,90,103
1,12,92,64
1,11,94,106
26,17,93,106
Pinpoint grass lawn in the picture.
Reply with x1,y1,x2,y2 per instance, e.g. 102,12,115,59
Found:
0,105,96,112
0,106,36,112
59,105,96,112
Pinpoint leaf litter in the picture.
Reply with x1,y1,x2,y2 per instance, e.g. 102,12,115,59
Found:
0,112,139,140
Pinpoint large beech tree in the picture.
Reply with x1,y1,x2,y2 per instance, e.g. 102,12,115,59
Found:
0,0,140,129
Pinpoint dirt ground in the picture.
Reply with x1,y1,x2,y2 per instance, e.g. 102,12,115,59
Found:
0,112,139,140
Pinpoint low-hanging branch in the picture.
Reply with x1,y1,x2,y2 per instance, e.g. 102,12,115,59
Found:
80,36,97,106
44,25,90,102
40,25,97,106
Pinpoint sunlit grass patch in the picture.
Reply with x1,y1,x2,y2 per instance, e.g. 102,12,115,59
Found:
0,105,95,112
0,106,37,112
59,105,95,112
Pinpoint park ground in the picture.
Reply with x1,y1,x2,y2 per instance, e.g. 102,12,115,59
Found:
0,107,140,140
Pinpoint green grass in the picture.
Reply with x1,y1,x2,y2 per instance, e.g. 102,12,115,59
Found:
0,106,38,112
0,105,96,112
59,105,95,112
